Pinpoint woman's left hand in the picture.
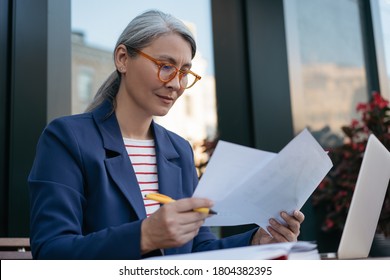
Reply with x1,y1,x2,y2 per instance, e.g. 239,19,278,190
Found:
251,210,305,245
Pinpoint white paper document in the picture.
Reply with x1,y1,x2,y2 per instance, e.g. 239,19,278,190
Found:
193,128,333,229
147,241,320,260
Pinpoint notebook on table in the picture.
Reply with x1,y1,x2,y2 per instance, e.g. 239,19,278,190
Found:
321,134,390,259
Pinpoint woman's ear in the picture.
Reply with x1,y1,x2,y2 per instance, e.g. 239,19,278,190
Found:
114,44,128,73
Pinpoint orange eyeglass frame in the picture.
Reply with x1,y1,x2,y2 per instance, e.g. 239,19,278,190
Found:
134,49,201,89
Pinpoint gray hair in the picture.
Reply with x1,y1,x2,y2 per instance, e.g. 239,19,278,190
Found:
85,9,197,113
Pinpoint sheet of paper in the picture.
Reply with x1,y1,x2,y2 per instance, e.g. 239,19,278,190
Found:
193,141,276,225
193,128,333,228
147,241,319,260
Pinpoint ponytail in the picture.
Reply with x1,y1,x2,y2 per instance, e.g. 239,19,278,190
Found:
85,70,121,113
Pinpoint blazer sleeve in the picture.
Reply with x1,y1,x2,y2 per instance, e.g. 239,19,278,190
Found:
28,118,146,260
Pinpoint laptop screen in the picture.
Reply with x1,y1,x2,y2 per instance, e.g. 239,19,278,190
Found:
336,134,390,259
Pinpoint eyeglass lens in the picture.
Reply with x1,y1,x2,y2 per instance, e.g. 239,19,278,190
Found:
159,65,197,89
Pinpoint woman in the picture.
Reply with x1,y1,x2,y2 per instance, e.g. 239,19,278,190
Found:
28,10,304,259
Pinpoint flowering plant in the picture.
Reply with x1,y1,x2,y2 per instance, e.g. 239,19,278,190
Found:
312,92,390,236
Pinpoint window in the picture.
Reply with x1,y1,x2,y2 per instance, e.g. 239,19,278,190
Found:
75,67,93,111
71,0,217,144
371,0,390,100
284,0,369,147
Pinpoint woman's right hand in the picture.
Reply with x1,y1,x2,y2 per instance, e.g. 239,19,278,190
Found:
140,197,213,254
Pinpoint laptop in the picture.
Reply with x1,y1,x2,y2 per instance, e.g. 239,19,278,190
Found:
321,134,390,259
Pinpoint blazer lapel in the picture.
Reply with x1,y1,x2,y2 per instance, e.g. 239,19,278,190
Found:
92,101,185,220
92,100,146,219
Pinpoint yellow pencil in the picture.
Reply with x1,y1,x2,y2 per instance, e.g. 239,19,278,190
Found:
145,193,218,215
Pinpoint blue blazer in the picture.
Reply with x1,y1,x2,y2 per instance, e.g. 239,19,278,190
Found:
28,100,257,259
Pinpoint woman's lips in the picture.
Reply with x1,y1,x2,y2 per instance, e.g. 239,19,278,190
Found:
156,94,174,104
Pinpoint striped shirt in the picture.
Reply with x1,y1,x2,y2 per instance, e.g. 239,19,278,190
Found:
123,138,160,217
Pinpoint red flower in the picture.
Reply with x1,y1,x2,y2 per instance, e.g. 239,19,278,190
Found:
356,102,368,112
373,92,389,109
350,119,359,128
325,218,334,230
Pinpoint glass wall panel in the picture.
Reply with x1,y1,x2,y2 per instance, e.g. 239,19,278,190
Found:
284,0,369,148
377,0,390,99
71,0,217,144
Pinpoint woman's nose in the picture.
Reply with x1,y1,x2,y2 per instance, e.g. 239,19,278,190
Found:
165,73,182,90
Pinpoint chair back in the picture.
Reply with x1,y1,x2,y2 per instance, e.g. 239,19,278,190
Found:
0,238,32,259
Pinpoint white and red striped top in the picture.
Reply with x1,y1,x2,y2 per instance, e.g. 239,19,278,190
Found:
123,138,160,217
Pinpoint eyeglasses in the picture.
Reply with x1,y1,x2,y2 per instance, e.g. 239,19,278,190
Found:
134,49,201,89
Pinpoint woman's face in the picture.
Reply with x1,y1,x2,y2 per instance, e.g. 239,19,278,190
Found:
118,33,193,117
